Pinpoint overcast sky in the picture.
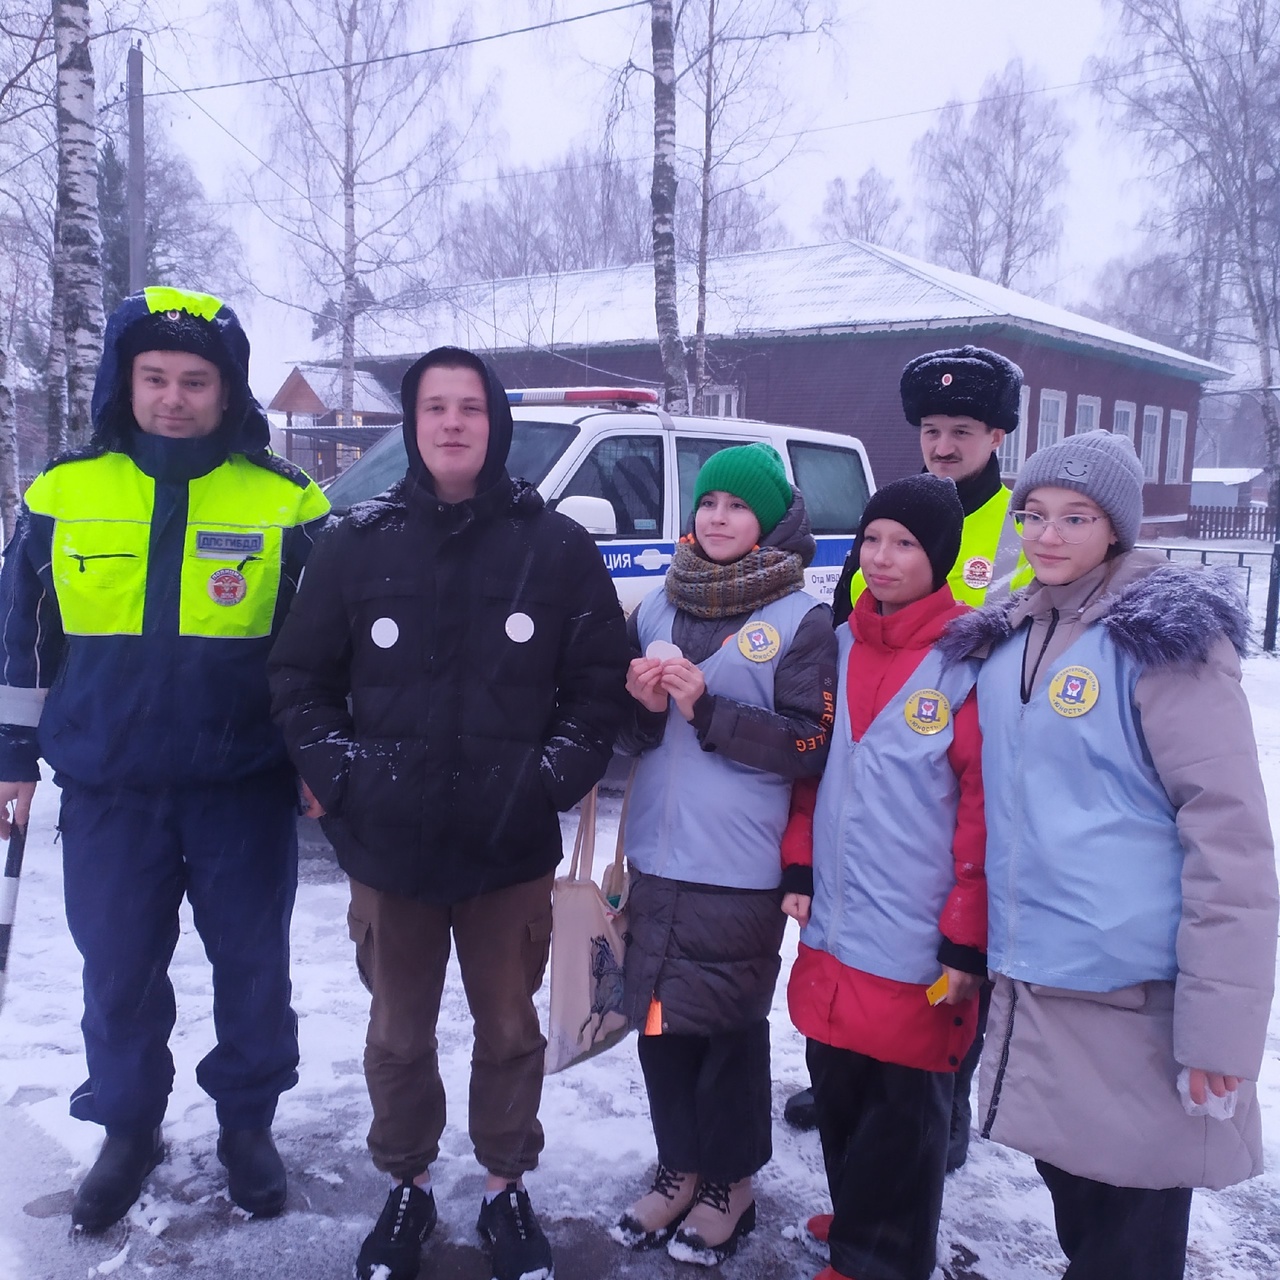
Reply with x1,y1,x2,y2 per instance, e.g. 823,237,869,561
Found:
124,0,1156,402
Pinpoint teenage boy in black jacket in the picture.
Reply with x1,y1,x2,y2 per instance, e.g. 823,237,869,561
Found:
269,346,629,1280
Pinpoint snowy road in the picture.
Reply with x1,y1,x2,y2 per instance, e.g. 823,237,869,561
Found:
2,662,1279,1280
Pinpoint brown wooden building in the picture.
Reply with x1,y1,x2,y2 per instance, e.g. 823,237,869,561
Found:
287,241,1227,535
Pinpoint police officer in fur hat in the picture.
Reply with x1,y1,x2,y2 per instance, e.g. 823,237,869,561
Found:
832,345,1033,619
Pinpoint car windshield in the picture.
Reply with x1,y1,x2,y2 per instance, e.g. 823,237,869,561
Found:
323,418,578,511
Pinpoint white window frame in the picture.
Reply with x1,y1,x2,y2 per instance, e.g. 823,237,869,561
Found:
695,384,740,418
996,385,1031,476
1038,389,1067,450
1165,410,1188,484
1075,395,1101,433
1113,400,1136,442
1141,405,1163,481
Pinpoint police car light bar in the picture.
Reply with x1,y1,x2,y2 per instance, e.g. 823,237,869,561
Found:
506,387,660,406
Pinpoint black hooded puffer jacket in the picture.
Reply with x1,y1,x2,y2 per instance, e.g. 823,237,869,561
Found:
269,347,631,903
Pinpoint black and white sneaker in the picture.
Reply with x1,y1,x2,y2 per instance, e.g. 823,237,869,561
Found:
355,1182,437,1280
476,1183,554,1280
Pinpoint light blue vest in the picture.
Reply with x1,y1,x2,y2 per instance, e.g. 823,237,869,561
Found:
625,588,818,889
978,623,1184,992
801,633,979,985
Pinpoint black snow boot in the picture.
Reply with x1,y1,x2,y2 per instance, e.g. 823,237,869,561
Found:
477,1183,555,1280
71,1127,165,1232
783,1085,818,1131
356,1182,438,1280
217,1127,288,1217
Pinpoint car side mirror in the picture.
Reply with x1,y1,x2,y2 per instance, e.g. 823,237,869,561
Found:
556,494,619,537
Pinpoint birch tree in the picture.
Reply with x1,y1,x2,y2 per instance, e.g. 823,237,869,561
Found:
912,59,1070,290
816,167,912,252
1094,0,1280,519
54,0,105,447
233,0,475,425
650,0,687,412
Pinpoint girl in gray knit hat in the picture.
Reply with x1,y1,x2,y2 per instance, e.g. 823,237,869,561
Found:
941,428,1278,1280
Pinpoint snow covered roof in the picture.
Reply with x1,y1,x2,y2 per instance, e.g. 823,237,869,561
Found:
367,240,1229,382
1191,467,1264,485
268,363,400,416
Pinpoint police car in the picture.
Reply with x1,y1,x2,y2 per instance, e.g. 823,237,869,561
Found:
323,388,875,613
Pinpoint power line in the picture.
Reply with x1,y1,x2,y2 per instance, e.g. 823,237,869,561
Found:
145,2,649,99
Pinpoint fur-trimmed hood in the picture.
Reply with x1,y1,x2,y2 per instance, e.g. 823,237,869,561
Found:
939,550,1250,669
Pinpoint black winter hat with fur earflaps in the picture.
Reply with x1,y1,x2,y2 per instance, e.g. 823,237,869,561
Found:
900,345,1024,434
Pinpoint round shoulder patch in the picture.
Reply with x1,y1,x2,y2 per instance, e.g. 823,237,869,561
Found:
505,611,535,644
1048,665,1100,717
207,567,247,606
737,620,781,662
962,555,994,590
904,688,950,735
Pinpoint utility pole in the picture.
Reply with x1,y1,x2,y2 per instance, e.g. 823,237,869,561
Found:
127,41,145,293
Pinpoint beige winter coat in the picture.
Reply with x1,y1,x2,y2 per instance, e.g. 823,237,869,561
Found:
953,551,1278,1189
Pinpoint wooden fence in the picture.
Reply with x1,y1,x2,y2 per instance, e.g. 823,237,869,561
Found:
1187,505,1276,541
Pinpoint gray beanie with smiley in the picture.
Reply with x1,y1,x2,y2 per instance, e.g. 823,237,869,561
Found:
1011,429,1145,551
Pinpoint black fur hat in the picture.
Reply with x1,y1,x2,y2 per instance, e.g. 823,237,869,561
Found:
900,345,1023,434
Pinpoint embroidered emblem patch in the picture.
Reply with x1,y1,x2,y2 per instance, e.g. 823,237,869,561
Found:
1048,665,1100,717
962,555,994,589
941,372,953,386
904,688,950,735
207,567,247,606
505,611,535,643
737,620,781,662
195,531,264,559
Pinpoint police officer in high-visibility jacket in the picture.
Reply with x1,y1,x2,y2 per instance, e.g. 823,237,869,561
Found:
798,345,1031,1174
0,289,329,1231
832,344,1033,620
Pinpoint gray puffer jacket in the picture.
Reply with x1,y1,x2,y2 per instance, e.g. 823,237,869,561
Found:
943,551,1278,1189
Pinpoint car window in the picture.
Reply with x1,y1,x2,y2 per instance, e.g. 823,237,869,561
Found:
675,436,752,529
787,441,870,534
557,434,664,537
322,419,577,512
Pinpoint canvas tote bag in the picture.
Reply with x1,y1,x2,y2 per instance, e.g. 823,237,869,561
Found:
544,783,631,1074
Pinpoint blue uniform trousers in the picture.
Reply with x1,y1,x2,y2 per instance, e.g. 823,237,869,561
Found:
59,769,300,1132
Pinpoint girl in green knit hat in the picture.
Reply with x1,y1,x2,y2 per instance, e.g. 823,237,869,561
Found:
609,444,837,1266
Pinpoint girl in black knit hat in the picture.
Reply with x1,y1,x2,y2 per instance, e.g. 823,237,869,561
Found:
782,473,989,1280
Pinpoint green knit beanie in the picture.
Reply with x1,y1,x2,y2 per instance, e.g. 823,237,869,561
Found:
692,443,793,536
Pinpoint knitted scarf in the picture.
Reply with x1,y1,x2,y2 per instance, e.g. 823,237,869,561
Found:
664,539,805,620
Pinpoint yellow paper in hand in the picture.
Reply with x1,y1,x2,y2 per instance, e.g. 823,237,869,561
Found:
926,973,950,1006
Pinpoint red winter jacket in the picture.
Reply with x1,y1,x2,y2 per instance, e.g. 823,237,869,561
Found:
785,584,987,1072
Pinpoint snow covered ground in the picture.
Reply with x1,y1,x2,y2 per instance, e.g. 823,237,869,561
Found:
2,660,1279,1280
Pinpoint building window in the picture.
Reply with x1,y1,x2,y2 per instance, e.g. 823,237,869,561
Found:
997,385,1031,476
1165,410,1187,484
1076,395,1101,433
1038,389,1067,449
1141,406,1162,481
1113,400,1136,442
699,385,739,417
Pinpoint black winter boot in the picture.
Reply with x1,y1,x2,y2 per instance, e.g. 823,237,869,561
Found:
217,1127,287,1217
71,1127,165,1232
477,1184,554,1280
783,1086,818,1131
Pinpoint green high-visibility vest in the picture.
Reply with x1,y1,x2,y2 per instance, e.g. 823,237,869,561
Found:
849,483,1032,609
25,452,329,639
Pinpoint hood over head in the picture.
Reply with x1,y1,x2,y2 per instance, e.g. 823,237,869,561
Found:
399,345,514,498
91,287,271,454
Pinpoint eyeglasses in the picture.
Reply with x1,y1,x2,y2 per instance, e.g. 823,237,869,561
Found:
1012,511,1106,544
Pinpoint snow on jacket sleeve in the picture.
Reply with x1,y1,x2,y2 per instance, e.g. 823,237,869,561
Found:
537,521,630,810
0,508,67,782
1135,637,1278,1079
267,521,356,815
691,602,838,778
937,687,987,973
